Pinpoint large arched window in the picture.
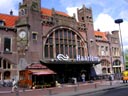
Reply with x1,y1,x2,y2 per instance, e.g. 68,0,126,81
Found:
44,27,86,59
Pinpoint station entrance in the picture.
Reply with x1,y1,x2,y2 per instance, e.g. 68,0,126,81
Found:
44,63,95,83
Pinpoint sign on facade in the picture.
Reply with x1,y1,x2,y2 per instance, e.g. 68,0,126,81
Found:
57,54,69,61
76,55,100,61
56,54,100,62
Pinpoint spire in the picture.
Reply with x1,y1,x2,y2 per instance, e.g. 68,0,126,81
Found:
10,10,13,15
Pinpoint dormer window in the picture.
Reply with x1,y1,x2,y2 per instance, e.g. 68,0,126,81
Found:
0,20,5,26
95,36,102,40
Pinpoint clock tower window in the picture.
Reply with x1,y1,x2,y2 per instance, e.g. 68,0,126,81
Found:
32,32,38,40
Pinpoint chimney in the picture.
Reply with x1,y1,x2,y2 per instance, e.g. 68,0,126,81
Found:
10,10,13,15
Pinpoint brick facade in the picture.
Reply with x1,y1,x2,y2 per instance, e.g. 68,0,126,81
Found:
0,0,124,81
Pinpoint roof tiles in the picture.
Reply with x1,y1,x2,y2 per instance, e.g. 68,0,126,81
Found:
0,13,18,27
95,31,108,41
41,7,69,17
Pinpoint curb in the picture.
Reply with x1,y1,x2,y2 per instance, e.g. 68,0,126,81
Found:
51,83,128,96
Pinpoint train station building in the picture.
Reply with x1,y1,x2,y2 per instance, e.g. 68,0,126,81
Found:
0,0,124,87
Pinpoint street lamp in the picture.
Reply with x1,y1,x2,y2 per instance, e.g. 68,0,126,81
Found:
114,19,125,69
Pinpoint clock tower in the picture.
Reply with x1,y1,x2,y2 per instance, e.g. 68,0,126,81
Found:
16,0,42,71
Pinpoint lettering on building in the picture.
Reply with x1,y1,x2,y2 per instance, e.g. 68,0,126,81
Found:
76,55,100,61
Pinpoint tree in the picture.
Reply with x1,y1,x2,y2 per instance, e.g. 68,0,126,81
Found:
124,48,128,69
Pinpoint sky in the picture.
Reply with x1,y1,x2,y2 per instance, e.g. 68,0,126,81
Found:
0,0,128,50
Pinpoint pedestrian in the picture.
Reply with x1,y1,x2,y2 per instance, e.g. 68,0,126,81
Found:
11,79,17,92
81,73,86,83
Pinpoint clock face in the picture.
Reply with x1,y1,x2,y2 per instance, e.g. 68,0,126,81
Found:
19,31,26,38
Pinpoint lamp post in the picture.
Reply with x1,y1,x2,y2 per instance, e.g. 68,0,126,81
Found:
114,19,125,69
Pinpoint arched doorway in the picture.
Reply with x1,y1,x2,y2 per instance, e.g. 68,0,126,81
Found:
0,57,15,81
43,26,93,83
3,71,11,80
100,59,111,74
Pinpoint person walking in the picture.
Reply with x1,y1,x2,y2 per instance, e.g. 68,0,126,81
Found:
81,73,86,83
11,79,17,92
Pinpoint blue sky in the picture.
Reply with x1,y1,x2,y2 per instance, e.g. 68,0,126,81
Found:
0,0,128,49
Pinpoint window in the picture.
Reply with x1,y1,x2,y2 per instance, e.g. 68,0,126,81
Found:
0,20,5,26
0,58,1,68
32,32,38,40
105,46,109,55
44,28,85,59
113,60,121,66
101,46,105,56
20,9,26,16
4,37,11,52
82,17,84,21
0,37,1,51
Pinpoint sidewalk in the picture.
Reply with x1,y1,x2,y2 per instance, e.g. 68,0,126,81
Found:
0,80,127,96
51,80,128,96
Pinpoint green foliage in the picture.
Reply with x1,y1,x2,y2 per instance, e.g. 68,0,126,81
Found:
124,48,128,67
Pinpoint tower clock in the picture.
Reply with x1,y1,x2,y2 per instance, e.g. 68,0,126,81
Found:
17,29,28,52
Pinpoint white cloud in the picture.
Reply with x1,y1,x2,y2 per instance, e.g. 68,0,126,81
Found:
66,8,128,49
66,6,80,21
94,13,117,32
66,7,78,17
94,13,128,49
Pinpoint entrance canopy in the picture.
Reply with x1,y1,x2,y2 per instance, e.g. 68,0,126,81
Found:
40,60,100,65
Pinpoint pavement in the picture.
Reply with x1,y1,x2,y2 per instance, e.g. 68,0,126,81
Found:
0,80,127,96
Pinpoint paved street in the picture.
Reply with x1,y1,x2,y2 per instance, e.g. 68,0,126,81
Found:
0,80,127,96
79,86,128,96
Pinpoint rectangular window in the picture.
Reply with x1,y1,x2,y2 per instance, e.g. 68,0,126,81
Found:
65,45,68,55
64,30,67,39
0,58,1,68
59,30,63,39
32,33,37,40
105,46,108,56
4,37,11,52
56,45,59,55
101,46,105,56
7,63,10,69
50,45,53,58
0,20,5,26
73,46,76,58
55,31,59,38
60,45,63,54
69,45,72,58
0,37,1,51
45,45,48,57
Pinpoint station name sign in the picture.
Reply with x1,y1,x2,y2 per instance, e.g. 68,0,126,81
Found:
57,54,100,61
76,55,100,61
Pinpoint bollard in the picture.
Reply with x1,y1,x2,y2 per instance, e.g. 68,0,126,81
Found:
61,84,64,88
95,83,97,88
74,86,78,92
48,88,52,96
77,83,79,87
110,81,112,86
23,88,25,92
15,90,19,96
